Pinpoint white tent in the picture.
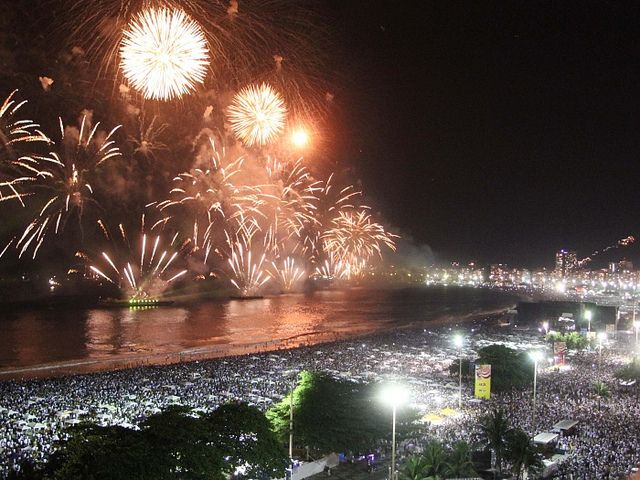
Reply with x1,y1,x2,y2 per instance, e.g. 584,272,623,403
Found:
534,432,559,445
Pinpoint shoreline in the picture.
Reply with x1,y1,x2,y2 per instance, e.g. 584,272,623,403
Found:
0,305,514,382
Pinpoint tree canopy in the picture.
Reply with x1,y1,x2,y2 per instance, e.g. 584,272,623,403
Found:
267,370,419,455
476,344,534,392
13,403,287,480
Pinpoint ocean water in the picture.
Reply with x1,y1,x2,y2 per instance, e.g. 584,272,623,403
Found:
0,286,519,378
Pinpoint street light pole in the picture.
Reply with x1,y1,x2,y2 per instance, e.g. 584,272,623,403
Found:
532,357,538,432
529,351,543,434
453,335,464,409
458,346,462,409
289,387,293,460
598,332,607,369
585,310,592,333
381,384,407,480
633,302,639,349
287,373,296,479
391,403,397,480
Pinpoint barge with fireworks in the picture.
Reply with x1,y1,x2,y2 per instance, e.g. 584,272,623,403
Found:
98,298,175,308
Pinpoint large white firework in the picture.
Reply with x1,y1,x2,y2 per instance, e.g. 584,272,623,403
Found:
227,83,287,146
120,7,209,101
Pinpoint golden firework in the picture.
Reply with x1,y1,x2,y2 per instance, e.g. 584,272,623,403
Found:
227,83,287,146
120,7,209,101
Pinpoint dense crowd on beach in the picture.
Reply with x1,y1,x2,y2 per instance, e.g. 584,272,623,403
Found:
1,320,639,479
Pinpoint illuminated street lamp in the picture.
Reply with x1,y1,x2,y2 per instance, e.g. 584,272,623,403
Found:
529,351,544,433
380,384,408,480
598,332,607,365
453,334,464,409
585,310,593,332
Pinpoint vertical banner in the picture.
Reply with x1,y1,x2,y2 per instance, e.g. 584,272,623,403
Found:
474,364,491,399
554,342,567,366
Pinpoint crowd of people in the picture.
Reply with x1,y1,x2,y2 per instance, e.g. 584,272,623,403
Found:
0,319,639,479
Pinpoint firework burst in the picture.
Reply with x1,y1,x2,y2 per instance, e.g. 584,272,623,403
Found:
120,7,209,101
15,116,121,259
0,91,51,205
259,157,320,255
322,209,397,279
270,256,304,292
156,136,260,263
227,234,270,297
89,224,188,299
227,83,287,147
301,173,361,263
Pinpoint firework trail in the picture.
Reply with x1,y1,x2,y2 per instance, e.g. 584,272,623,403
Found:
314,254,345,280
259,157,320,256
120,7,209,100
321,209,397,280
15,115,122,259
0,91,51,205
227,83,287,147
270,256,304,292
226,232,270,297
88,220,188,299
156,136,260,263
301,173,361,263
577,235,636,268
128,114,169,158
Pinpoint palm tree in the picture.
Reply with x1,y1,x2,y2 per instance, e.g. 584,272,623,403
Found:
398,455,434,480
593,381,610,410
504,428,543,479
478,408,510,475
445,441,477,478
421,440,448,479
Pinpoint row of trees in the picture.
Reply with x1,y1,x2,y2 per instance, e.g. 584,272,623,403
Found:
11,404,288,480
449,344,535,392
11,371,420,479
545,331,589,350
267,371,419,455
397,408,544,480
398,441,475,480
478,409,543,479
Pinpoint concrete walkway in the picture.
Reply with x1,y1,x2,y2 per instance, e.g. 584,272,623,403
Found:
308,460,391,480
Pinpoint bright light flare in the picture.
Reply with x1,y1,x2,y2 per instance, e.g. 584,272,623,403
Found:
291,128,309,148
120,7,209,101
529,350,544,362
380,383,409,407
227,83,287,146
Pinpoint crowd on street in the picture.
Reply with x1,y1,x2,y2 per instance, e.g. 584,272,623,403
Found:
1,319,639,479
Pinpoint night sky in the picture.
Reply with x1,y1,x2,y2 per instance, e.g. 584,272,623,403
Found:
330,1,640,267
2,1,640,272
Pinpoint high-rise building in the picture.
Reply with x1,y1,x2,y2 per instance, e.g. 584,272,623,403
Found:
555,249,577,275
